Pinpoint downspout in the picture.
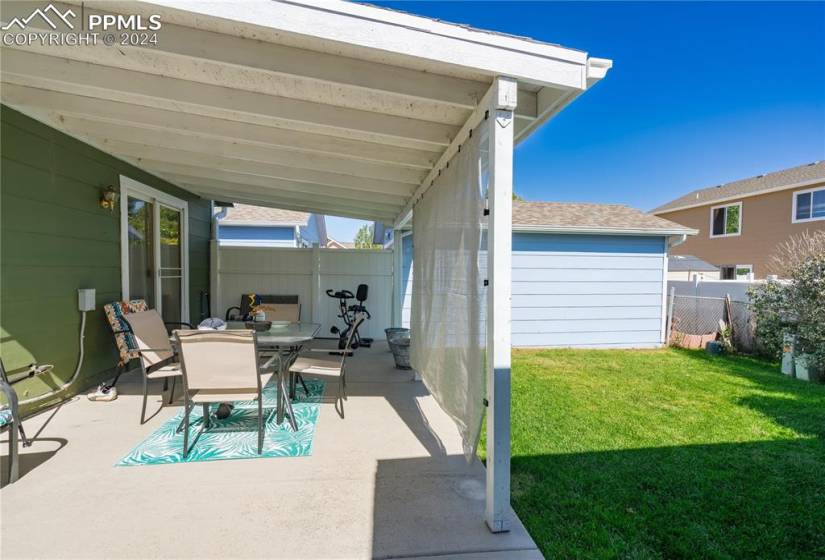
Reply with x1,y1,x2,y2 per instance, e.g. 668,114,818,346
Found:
667,233,688,249
212,202,228,237
210,203,228,317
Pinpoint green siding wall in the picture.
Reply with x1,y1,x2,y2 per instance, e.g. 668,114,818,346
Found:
0,106,212,415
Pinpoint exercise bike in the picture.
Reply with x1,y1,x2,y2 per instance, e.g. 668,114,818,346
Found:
326,284,373,350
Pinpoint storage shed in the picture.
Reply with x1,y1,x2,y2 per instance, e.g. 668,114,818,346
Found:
398,201,696,348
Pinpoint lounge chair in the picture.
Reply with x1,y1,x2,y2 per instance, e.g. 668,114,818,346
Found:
174,330,275,457
224,294,300,321
290,312,366,418
102,299,192,394
0,359,24,484
124,310,187,424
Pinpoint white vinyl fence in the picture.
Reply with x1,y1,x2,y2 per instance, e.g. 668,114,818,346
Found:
667,279,761,302
212,243,393,341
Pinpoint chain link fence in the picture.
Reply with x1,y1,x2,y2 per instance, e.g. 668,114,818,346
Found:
667,293,756,353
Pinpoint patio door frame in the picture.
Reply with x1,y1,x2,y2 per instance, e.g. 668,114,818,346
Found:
119,175,190,322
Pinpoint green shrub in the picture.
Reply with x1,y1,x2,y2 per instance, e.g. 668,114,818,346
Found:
750,232,825,368
748,280,791,360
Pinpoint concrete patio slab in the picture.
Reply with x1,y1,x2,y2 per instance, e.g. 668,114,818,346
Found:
1,342,541,559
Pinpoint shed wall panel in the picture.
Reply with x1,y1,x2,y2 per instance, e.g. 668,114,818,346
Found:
511,233,666,348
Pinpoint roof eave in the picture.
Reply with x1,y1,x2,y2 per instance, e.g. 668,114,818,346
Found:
220,220,307,227
512,224,699,236
652,176,825,215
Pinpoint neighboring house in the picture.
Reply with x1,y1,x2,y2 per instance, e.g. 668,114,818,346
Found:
216,204,327,248
397,201,696,348
667,255,720,281
651,161,825,279
325,238,356,249
372,222,394,248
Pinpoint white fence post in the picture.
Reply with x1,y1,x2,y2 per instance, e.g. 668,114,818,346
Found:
311,243,322,325
391,229,401,328
486,75,516,533
666,286,676,344
210,238,220,317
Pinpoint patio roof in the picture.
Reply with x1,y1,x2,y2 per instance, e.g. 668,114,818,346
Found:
0,0,611,223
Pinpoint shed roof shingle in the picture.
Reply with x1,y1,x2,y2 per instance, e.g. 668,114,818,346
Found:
512,201,695,235
219,204,309,225
651,161,825,214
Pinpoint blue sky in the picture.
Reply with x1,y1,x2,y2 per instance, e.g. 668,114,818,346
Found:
325,1,825,242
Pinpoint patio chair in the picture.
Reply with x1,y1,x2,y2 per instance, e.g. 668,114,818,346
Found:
103,300,192,393
0,359,24,485
123,310,187,424
290,312,366,418
175,330,275,457
224,294,300,321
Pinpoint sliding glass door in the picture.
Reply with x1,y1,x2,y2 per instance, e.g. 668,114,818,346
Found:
121,177,188,323
159,205,183,324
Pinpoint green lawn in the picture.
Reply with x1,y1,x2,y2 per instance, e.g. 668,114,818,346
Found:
486,348,825,559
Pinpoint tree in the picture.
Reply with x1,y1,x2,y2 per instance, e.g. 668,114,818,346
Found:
354,223,381,249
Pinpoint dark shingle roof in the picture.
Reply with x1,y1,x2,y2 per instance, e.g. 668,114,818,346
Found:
651,161,825,214
512,201,696,235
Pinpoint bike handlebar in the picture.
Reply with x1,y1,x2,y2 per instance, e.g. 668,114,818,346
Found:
326,289,354,299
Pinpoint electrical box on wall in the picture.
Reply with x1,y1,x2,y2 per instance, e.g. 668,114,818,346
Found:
78,288,96,312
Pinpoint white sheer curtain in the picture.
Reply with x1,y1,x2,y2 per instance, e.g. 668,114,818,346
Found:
411,130,486,459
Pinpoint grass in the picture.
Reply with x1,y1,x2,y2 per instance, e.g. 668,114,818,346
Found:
482,348,825,559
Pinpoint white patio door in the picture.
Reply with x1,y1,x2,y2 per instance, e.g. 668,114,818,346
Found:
120,176,189,323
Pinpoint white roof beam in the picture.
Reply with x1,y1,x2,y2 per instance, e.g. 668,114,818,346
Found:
514,58,612,143
183,185,397,223
1,85,440,170
98,139,416,196
160,173,406,209
56,115,426,185
2,1,514,125
179,181,402,218
112,0,589,90
2,50,457,150
141,162,409,204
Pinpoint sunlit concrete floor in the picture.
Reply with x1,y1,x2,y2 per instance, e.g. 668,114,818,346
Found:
1,342,541,559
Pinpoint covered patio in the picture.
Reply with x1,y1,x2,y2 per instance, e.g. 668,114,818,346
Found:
2,344,541,559
1,1,610,557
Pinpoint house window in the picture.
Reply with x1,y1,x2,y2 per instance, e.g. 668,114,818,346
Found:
710,202,741,237
793,187,825,223
720,264,752,280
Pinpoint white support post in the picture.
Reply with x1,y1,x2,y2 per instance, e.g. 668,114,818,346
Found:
209,238,220,317
392,229,403,328
311,243,322,325
486,76,517,533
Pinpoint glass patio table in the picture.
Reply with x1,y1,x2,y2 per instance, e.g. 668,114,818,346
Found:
225,321,321,430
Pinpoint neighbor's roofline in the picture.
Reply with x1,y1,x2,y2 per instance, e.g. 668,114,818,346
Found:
511,224,698,236
652,177,825,215
220,220,305,227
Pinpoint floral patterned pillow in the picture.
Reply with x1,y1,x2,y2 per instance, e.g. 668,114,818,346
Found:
103,300,148,366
